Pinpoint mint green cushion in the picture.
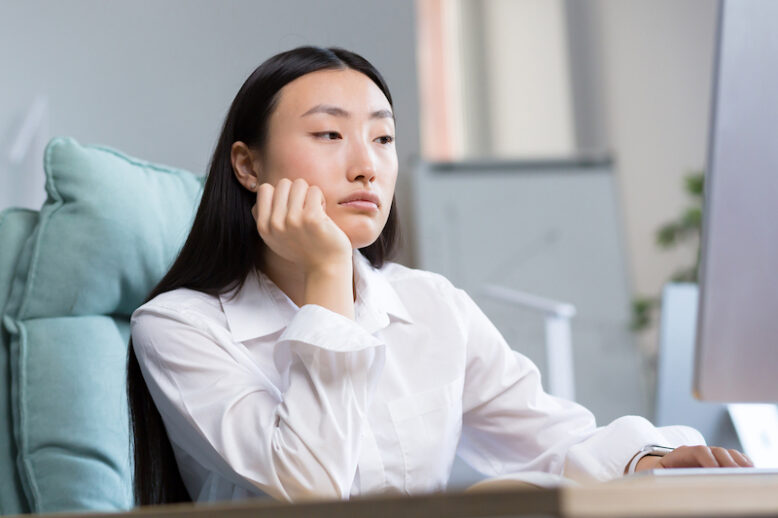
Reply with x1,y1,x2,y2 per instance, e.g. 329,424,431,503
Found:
5,137,204,319
3,316,132,512
0,208,38,516
2,137,204,513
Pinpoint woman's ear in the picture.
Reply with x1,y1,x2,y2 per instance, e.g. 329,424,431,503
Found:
230,141,261,192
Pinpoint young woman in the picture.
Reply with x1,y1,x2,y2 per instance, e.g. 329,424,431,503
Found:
127,46,753,506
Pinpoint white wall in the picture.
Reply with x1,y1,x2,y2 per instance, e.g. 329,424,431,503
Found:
588,0,719,356
481,0,576,157
442,0,719,416
451,1,718,352
0,0,420,264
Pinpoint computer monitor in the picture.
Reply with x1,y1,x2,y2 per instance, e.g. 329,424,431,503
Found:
693,0,778,402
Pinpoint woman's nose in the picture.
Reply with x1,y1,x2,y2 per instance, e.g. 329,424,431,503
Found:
346,142,377,183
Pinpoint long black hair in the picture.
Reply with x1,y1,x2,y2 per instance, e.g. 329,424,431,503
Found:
126,46,400,506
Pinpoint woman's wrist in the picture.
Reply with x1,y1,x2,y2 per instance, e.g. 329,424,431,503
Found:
304,259,354,320
305,255,352,278
624,445,674,474
635,454,663,472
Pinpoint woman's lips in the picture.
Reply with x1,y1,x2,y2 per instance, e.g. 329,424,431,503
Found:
338,190,381,213
339,200,379,211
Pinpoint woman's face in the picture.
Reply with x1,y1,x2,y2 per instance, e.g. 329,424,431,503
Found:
257,68,398,250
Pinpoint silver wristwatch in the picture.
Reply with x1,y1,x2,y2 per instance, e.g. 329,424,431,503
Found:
626,444,675,474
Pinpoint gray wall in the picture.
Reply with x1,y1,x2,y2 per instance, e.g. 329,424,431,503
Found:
563,0,719,382
0,0,420,264
566,0,718,308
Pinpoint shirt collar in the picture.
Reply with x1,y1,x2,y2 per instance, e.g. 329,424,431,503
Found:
218,250,413,342
353,249,414,331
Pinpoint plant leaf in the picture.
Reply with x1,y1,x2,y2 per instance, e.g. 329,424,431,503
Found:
685,172,705,197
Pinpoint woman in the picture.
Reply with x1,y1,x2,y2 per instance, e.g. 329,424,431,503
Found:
127,46,753,506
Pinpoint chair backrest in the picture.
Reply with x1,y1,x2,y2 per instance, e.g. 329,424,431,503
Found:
0,208,39,515
0,137,204,514
654,283,740,449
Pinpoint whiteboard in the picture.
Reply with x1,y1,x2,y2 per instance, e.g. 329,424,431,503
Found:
411,158,647,425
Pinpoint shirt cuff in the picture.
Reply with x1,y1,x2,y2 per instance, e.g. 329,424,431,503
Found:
563,415,707,482
278,303,384,352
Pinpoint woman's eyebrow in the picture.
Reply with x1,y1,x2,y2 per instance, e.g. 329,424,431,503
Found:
300,104,394,120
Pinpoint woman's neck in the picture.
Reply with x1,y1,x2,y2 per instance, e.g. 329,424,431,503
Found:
260,249,357,307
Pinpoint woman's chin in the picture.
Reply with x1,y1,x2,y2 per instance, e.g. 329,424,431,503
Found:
339,222,382,250
346,232,381,250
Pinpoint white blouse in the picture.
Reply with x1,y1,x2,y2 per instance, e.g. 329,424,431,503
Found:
130,250,705,502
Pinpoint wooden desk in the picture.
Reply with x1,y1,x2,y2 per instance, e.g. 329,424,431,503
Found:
10,474,778,518
563,473,778,517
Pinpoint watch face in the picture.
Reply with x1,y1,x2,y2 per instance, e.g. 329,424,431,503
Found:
646,446,674,456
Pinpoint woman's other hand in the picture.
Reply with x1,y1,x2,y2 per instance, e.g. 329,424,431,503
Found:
635,445,754,472
252,178,353,272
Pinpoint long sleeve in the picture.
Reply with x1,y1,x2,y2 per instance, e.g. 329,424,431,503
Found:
451,286,706,483
130,300,385,501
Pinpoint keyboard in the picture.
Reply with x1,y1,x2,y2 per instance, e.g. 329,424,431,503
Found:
625,467,778,478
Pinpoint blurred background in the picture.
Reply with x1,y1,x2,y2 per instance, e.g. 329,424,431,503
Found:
0,0,718,443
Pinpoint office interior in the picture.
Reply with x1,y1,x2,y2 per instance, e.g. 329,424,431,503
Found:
1,0,776,516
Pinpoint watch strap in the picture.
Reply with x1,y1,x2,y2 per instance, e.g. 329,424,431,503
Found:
626,444,675,474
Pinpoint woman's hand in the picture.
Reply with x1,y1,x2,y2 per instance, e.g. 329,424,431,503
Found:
251,178,353,273
634,445,754,472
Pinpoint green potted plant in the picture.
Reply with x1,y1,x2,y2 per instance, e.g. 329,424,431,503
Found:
631,171,705,331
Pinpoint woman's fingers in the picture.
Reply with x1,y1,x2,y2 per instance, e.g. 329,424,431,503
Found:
658,445,754,469
303,184,325,217
256,179,320,237
658,445,716,468
691,446,723,468
252,178,351,269
689,446,719,468
286,178,308,225
256,183,274,235
270,178,292,232
729,448,755,467
710,447,739,467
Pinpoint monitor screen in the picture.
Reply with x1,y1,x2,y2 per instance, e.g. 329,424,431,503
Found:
693,0,778,402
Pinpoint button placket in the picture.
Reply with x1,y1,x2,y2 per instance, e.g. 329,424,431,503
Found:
354,420,386,494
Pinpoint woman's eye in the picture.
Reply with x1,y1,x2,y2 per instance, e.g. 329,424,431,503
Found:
375,135,394,145
313,131,341,140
